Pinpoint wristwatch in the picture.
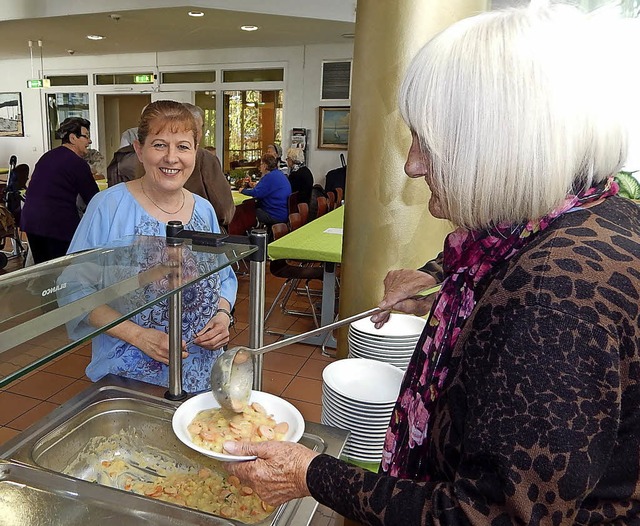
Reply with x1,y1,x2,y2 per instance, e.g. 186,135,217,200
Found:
216,307,235,327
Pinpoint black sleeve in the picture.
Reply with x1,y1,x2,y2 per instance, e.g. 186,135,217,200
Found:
307,306,624,525
417,251,444,283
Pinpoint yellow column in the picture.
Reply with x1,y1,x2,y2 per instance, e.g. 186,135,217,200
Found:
337,0,488,358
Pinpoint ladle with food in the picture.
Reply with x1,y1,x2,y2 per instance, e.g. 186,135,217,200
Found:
211,307,383,412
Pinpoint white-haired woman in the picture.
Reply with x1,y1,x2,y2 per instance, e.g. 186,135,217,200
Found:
285,147,314,205
223,4,640,524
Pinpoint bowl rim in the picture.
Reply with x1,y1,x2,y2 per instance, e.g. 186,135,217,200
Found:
322,358,404,403
172,390,305,462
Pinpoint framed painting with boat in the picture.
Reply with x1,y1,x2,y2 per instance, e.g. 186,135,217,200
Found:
318,106,350,149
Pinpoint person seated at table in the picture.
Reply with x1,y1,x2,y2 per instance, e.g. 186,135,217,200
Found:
266,143,288,173
240,153,291,226
67,100,237,392
21,117,99,264
223,4,640,524
285,147,313,205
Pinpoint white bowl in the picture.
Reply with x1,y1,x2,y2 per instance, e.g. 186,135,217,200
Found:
322,358,404,404
348,331,419,348
350,313,426,337
322,383,397,409
172,390,305,462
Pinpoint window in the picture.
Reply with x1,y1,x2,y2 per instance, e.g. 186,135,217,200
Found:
95,73,155,85
195,91,216,148
223,90,283,172
222,69,284,83
47,92,90,148
162,71,216,84
47,75,89,87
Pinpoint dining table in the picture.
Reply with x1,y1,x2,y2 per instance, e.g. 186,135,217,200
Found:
268,206,344,349
232,190,254,206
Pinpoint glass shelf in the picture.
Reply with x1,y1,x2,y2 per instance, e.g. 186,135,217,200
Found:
0,235,257,388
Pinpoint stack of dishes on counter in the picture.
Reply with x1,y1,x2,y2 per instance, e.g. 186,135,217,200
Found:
321,358,404,463
347,313,426,371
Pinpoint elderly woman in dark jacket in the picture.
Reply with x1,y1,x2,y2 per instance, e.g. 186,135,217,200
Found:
223,5,640,525
285,147,314,205
21,117,99,263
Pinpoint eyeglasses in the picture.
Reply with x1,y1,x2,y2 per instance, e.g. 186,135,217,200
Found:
77,134,91,140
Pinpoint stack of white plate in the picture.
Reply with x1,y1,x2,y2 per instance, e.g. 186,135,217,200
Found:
347,313,426,370
321,358,404,463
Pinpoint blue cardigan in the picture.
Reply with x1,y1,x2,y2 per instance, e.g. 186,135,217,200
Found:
241,169,291,222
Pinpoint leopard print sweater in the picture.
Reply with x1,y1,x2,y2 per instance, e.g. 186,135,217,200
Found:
307,197,640,526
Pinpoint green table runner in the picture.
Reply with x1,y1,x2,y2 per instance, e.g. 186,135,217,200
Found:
268,206,344,262
232,191,254,206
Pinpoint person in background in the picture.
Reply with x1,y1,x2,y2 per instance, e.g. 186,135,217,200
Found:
120,126,139,148
182,103,235,226
241,153,290,225
67,100,237,392
106,142,142,187
83,148,106,181
266,143,288,173
21,117,99,264
223,5,640,524
285,147,313,205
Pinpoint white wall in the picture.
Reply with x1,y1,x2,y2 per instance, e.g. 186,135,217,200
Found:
0,42,353,184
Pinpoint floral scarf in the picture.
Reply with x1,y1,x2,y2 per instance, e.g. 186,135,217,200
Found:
381,178,618,479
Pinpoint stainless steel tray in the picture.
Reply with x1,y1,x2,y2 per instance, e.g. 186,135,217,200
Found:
0,459,235,525
0,377,349,526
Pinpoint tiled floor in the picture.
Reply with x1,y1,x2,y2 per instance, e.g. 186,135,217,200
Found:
0,253,344,525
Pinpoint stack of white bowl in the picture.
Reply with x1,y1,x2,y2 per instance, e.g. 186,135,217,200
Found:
321,358,404,463
347,313,426,371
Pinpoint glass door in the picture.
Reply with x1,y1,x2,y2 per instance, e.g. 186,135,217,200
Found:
195,91,216,151
222,90,282,175
46,93,90,149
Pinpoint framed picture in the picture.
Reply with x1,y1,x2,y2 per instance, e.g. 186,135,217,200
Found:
318,106,350,149
0,92,24,137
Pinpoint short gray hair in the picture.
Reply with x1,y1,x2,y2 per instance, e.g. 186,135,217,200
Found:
399,4,628,229
286,147,305,165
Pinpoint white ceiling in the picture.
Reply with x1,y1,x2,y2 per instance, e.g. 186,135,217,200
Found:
0,2,357,60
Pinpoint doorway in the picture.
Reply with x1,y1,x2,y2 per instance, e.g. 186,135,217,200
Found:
98,94,150,165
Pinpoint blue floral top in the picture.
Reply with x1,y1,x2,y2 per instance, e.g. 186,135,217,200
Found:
67,183,238,392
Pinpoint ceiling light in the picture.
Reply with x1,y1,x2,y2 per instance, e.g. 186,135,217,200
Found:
86,34,105,40
240,25,259,32
188,11,204,17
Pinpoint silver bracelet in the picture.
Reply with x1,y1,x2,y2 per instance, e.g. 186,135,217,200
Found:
216,307,234,327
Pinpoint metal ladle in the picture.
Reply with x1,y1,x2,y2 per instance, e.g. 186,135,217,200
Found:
210,307,382,412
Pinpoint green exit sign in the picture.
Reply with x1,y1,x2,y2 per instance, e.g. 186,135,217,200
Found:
134,74,154,84
27,78,51,88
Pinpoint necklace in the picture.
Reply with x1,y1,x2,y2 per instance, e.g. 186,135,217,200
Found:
140,178,186,215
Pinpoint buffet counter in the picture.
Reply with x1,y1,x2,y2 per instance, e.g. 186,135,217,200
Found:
0,232,348,524
0,376,348,526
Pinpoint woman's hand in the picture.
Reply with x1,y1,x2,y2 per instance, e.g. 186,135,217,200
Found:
88,307,188,365
223,441,319,506
371,269,438,329
136,326,188,365
189,311,231,350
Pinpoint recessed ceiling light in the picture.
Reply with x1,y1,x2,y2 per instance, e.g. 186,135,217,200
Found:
86,34,105,40
188,11,204,17
240,25,259,32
